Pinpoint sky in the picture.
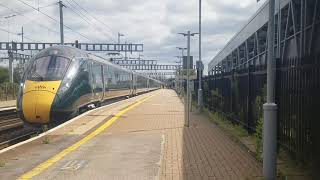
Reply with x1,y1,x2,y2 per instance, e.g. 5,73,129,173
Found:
0,0,267,74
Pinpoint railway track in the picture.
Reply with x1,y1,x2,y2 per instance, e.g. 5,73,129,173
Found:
0,107,35,150
0,130,38,150
0,108,23,132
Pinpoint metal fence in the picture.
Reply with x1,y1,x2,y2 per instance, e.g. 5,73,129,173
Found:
0,83,19,101
193,53,320,162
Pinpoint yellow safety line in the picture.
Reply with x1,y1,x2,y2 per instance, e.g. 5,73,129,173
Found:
17,94,156,180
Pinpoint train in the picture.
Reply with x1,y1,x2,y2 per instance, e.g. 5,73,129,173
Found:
16,45,162,125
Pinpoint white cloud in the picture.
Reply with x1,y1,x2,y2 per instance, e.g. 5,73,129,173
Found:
0,0,267,74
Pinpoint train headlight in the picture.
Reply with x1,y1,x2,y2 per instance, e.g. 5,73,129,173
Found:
20,83,25,89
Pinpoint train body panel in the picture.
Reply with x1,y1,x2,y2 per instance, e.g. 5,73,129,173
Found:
17,45,162,125
22,80,61,123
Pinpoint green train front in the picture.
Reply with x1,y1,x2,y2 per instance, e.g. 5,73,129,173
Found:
17,46,92,124
17,46,162,125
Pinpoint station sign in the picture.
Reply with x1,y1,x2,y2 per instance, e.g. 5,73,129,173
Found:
183,56,193,70
196,60,204,70
180,69,197,80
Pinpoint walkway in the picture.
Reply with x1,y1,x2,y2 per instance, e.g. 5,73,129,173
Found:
0,89,262,180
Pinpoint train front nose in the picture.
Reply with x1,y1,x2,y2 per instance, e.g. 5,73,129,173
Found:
22,80,61,124
19,54,70,124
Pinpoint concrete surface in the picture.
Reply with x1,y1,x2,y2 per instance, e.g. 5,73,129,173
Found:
0,89,263,180
0,100,16,109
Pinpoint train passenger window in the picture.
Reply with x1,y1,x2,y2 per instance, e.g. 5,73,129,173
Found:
27,56,70,81
92,63,103,91
106,65,117,89
103,65,108,91
80,60,89,72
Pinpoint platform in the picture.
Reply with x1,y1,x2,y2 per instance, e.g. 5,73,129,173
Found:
0,89,262,180
0,100,16,109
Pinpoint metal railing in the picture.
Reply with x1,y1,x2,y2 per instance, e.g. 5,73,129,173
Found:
0,83,19,101
193,53,320,163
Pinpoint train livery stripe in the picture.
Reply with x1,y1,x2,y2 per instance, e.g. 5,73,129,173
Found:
17,93,156,180
22,80,61,124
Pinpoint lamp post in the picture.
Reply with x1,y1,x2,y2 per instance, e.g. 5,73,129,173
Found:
174,55,183,94
176,47,187,92
118,32,124,52
174,56,182,64
17,26,24,43
124,41,128,60
4,14,16,42
178,31,198,127
198,0,203,110
138,53,143,61
176,47,187,59
58,1,64,44
4,14,16,83
262,0,278,179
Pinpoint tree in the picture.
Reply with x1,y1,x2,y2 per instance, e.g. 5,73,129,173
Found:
0,67,9,83
13,67,23,83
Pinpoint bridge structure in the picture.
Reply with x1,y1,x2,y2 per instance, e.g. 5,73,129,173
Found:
0,41,143,52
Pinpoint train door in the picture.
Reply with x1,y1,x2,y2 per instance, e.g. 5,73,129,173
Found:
103,65,109,99
101,65,105,100
130,73,134,95
91,62,103,102
88,61,94,102
132,73,137,95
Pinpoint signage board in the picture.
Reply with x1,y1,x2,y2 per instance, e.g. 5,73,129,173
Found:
180,69,197,80
182,56,193,70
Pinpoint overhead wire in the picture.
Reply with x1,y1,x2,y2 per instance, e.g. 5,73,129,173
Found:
0,27,39,42
0,2,60,35
16,0,92,41
64,0,91,22
68,0,117,42
1,2,56,17
3,0,126,44
63,0,92,25
64,0,116,42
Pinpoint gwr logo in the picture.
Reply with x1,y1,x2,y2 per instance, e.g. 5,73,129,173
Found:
35,85,46,89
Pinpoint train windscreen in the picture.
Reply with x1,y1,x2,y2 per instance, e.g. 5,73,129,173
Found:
26,56,70,81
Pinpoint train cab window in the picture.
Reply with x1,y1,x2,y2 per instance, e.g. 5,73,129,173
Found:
27,56,70,81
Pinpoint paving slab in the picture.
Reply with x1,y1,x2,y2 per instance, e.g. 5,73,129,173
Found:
0,89,262,180
0,91,158,180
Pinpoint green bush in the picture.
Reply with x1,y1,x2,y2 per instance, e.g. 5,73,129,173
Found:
0,82,19,100
255,117,263,161
254,84,267,161
0,67,9,83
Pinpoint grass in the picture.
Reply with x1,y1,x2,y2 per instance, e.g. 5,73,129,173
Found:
204,108,249,138
0,160,5,167
200,106,312,179
277,148,312,179
41,125,50,144
181,91,313,178
42,136,50,144
30,133,38,138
